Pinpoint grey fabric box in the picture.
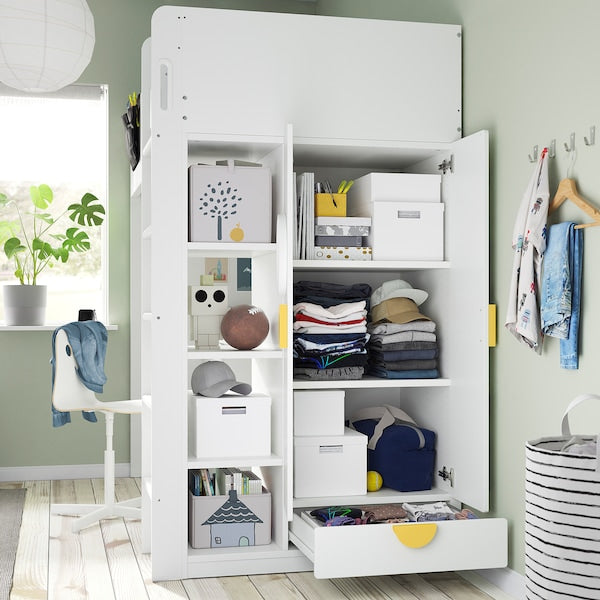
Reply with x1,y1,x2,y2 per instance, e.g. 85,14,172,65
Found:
189,489,271,549
315,235,363,247
314,217,371,236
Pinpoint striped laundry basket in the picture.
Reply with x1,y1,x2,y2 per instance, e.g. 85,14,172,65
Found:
525,394,600,599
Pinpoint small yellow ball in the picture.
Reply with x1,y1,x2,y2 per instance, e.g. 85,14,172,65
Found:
367,470,383,492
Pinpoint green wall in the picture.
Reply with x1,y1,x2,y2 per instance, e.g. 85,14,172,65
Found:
0,0,315,469
3,0,600,577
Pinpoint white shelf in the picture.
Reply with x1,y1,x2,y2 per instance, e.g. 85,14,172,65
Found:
188,453,284,469
188,540,288,560
293,260,450,271
293,377,450,390
293,486,451,509
188,348,284,360
188,242,276,259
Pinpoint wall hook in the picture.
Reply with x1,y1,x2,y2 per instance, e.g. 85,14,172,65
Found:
548,139,556,158
584,126,595,146
564,132,576,152
528,145,539,163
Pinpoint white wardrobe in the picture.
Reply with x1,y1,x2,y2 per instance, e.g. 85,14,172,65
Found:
130,6,507,581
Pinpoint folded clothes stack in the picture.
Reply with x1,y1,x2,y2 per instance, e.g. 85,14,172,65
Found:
293,280,371,380
367,279,440,379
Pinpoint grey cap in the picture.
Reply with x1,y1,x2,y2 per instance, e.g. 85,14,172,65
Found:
191,361,252,397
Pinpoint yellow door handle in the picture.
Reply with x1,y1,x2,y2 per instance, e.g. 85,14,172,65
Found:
392,523,437,548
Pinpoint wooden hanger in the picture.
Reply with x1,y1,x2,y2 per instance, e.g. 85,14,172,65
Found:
548,178,600,229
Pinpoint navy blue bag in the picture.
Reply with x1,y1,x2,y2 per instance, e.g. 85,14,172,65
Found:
350,405,436,492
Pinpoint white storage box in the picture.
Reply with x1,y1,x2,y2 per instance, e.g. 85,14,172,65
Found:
189,490,271,549
188,393,271,458
188,162,272,242
294,428,367,498
359,201,444,261
294,390,345,437
350,173,441,203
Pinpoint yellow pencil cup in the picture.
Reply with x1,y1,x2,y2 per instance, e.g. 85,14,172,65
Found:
314,193,347,217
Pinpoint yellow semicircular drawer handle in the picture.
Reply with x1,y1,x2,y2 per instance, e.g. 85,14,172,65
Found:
392,523,438,548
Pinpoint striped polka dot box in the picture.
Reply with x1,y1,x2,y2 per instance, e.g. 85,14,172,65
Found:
525,394,600,600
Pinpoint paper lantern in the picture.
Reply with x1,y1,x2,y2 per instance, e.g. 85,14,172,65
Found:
0,0,95,93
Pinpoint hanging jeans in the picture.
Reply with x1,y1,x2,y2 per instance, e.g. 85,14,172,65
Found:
540,222,583,369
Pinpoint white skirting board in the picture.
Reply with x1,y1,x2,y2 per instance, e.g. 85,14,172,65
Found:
0,463,133,482
466,567,525,599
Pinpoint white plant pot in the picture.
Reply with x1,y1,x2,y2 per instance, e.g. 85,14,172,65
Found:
2,284,47,326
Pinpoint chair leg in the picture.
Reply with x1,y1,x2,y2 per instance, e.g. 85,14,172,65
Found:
52,412,141,533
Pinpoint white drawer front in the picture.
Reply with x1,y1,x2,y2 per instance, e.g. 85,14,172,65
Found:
289,513,507,579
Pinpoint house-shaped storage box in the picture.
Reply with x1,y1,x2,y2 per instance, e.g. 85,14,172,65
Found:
188,489,271,549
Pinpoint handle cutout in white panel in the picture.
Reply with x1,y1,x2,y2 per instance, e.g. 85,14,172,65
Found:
320,445,343,453
397,210,422,220
222,406,246,415
159,63,169,110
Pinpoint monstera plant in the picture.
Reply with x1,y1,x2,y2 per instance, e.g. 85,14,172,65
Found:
0,184,105,285
0,184,105,325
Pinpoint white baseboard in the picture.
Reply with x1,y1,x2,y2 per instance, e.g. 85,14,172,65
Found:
0,463,133,482
466,567,525,599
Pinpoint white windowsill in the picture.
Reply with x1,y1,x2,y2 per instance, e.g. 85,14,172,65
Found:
0,323,119,332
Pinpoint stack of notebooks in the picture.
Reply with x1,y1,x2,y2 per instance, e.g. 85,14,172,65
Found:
313,216,372,261
189,467,264,496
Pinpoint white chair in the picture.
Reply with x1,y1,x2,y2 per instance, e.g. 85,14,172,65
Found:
51,328,142,532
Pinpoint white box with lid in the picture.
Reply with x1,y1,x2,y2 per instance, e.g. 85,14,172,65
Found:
349,172,444,260
350,172,441,203
362,201,444,261
294,390,345,437
188,393,271,458
294,428,367,498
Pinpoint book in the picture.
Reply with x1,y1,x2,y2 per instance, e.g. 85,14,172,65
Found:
189,469,202,496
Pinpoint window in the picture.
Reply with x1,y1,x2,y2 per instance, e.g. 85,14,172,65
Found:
0,83,108,324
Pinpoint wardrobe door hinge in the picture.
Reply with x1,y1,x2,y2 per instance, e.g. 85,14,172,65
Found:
438,155,454,175
437,465,455,486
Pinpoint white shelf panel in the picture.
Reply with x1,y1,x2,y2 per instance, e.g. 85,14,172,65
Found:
187,453,284,469
293,486,451,509
188,541,289,561
293,377,450,390
188,242,277,259
293,137,451,169
293,260,450,272
188,348,284,360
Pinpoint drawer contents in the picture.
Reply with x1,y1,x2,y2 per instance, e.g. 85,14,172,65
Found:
349,405,436,492
294,427,367,498
349,172,444,261
293,280,371,381
300,501,477,528
188,161,272,243
293,389,345,437
367,279,439,380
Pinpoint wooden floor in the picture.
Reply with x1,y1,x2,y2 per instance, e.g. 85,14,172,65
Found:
1,478,511,600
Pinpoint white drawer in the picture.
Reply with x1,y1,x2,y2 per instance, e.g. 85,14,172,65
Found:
289,510,507,579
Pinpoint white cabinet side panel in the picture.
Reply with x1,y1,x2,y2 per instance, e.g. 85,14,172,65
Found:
151,6,461,143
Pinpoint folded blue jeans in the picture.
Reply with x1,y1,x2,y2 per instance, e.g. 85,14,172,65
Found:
541,222,583,369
